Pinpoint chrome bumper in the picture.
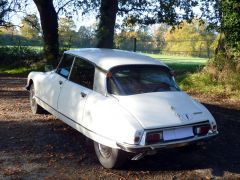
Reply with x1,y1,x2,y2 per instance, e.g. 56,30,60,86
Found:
117,131,218,153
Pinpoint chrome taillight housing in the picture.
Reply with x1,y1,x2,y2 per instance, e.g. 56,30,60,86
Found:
193,124,211,136
146,131,163,144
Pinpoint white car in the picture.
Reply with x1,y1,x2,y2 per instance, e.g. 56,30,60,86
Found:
26,48,218,168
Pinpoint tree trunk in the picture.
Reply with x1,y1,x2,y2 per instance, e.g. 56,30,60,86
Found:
96,0,118,49
33,0,59,66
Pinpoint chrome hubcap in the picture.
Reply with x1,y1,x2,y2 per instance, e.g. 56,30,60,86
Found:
98,144,112,159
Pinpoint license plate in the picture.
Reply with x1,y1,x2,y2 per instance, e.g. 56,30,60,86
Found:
163,127,194,141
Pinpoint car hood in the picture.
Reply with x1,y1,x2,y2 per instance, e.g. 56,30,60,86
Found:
114,92,208,129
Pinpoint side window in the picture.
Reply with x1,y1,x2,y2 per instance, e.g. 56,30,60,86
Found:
56,54,74,78
69,57,95,89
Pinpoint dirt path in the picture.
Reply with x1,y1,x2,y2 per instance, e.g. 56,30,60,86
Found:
0,74,240,179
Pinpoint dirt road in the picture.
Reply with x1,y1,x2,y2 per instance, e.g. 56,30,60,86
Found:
0,74,240,179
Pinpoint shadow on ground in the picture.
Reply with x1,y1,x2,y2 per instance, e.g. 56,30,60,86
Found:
0,103,239,178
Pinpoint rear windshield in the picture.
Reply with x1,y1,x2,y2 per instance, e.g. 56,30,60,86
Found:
107,65,180,95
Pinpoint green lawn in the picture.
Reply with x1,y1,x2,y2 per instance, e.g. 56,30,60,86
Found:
145,53,208,73
0,52,208,75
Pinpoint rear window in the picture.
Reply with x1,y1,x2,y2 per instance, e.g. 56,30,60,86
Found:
107,65,180,95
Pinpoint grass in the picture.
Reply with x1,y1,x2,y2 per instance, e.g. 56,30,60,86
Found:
0,65,43,75
146,53,240,100
1,53,207,76
145,53,208,73
177,72,240,99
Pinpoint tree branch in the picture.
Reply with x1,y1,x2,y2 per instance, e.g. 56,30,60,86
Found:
57,0,74,14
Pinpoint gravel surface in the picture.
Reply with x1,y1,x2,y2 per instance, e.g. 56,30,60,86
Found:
0,74,240,179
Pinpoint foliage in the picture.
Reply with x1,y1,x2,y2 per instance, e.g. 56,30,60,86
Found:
164,20,216,57
115,24,169,52
75,26,96,48
20,14,41,39
221,0,240,49
0,0,16,26
59,17,76,48
0,46,43,67
118,0,198,26
58,19,97,48
115,29,155,51
152,24,169,51
178,70,240,99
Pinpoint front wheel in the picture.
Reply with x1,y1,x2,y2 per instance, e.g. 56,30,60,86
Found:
94,142,129,169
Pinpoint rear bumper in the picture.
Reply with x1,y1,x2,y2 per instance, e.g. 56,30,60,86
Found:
117,131,218,153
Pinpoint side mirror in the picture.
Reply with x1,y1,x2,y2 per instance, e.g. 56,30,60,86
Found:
45,65,54,72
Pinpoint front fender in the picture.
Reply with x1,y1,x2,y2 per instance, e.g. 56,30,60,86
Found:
25,71,44,90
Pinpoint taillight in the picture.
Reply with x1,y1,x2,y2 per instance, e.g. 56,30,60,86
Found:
146,132,163,144
194,125,211,136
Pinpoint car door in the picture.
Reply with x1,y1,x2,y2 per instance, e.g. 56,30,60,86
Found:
40,54,74,109
57,57,95,125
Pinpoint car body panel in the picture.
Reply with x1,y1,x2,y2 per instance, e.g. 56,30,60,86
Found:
114,91,212,129
57,80,90,123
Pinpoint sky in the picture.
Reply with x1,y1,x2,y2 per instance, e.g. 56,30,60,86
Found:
10,2,97,31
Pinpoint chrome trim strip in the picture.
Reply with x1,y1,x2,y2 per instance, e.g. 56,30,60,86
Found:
117,132,218,153
139,121,210,145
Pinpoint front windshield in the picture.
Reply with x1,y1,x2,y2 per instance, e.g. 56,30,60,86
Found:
107,65,180,95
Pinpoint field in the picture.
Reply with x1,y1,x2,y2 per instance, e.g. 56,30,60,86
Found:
146,53,208,73
0,52,208,75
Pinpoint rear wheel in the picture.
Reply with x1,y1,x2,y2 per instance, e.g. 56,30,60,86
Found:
30,84,44,114
94,142,129,169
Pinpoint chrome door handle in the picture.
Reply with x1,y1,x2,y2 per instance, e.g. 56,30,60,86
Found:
81,92,87,98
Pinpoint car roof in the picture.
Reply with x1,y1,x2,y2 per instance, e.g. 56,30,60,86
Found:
65,48,167,71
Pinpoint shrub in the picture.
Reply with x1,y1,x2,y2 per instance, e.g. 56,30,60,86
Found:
0,46,43,67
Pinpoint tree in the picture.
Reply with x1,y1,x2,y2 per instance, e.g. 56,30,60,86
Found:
20,14,40,39
0,0,11,26
76,25,96,47
96,0,118,48
33,0,59,65
152,24,169,51
96,0,199,49
32,0,96,65
164,20,216,57
59,17,76,48
0,24,17,35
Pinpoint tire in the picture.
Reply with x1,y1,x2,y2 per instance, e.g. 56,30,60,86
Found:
29,84,44,114
94,141,129,169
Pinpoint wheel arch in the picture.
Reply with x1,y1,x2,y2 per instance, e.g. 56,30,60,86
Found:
26,79,34,90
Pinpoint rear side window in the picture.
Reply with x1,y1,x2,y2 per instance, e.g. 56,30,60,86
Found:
56,54,74,78
69,57,95,89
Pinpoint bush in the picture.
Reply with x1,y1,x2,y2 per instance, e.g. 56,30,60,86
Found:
178,61,240,99
0,46,43,67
